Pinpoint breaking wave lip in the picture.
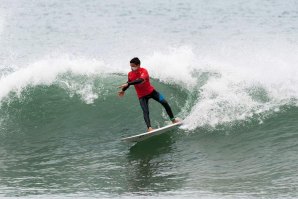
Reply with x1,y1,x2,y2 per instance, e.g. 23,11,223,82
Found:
0,54,127,104
142,44,298,130
1,43,298,131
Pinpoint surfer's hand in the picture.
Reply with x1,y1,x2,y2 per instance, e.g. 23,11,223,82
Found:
118,83,128,89
118,83,129,96
118,91,125,97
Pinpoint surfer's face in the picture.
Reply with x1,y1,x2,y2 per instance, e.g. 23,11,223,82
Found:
130,63,139,71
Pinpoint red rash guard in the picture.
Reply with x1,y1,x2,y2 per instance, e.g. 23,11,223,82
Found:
128,67,154,98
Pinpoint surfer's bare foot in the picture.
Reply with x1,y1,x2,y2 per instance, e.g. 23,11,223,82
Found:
172,118,180,124
147,127,154,132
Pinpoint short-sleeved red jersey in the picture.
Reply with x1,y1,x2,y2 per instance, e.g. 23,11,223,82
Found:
128,67,154,98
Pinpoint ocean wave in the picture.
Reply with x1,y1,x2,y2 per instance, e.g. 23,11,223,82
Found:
1,44,298,131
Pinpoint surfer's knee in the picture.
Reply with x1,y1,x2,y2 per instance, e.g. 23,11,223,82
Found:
160,99,170,107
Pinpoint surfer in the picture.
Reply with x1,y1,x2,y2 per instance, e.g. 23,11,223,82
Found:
118,57,179,132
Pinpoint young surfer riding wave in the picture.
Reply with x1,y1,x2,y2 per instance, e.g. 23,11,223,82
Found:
118,57,179,132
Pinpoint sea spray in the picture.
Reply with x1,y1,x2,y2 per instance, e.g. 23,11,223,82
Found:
0,54,122,103
139,44,298,130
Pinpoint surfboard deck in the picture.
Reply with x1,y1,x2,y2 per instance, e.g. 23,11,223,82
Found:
121,122,182,143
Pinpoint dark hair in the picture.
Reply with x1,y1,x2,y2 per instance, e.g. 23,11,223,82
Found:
130,57,141,65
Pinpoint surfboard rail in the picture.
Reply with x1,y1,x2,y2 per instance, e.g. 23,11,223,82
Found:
121,122,182,142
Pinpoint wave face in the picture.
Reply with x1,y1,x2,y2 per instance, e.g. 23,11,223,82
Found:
0,0,298,198
1,45,298,130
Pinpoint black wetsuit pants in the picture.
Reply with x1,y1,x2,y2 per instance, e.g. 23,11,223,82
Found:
139,90,174,128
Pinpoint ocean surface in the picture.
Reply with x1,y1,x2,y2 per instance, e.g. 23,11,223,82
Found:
0,0,298,198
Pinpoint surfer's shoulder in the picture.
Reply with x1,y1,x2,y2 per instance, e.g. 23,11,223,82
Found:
139,67,149,73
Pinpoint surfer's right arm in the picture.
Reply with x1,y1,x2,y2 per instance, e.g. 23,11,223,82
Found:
118,83,129,97
119,83,130,91
118,78,144,97
119,78,144,91
127,78,144,85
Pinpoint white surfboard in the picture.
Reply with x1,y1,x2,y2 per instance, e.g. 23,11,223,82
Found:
121,122,182,143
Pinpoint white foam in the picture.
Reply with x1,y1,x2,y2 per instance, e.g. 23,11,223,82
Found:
0,54,118,103
138,42,298,130
144,46,198,90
